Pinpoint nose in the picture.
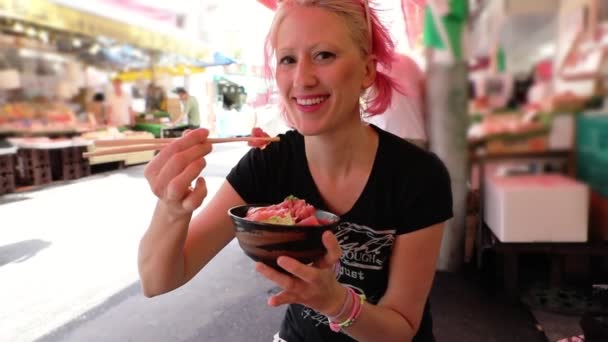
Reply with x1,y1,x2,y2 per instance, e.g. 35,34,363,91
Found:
293,59,318,89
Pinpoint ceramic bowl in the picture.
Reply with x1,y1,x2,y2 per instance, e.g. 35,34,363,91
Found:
228,204,340,272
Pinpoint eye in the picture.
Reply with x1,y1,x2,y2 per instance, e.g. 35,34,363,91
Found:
314,51,335,61
278,56,296,65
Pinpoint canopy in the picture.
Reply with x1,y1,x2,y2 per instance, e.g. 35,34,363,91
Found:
0,0,209,60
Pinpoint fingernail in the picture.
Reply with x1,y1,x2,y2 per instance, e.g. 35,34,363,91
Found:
276,257,285,266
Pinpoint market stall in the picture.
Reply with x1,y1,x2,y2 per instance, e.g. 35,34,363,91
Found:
0,0,220,194
463,1,608,339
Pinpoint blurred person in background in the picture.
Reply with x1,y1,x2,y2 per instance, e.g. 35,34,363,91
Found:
106,78,135,127
172,87,201,129
86,92,106,127
365,52,428,149
146,82,167,112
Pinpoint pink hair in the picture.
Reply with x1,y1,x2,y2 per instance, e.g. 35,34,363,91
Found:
263,0,397,116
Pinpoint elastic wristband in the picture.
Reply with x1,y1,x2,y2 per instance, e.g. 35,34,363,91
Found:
328,288,366,332
340,293,365,328
333,262,341,278
327,286,351,321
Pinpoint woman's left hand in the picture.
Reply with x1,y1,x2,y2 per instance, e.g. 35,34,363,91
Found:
255,230,346,316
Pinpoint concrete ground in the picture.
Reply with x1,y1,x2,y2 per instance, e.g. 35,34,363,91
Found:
1,143,283,342
0,143,546,342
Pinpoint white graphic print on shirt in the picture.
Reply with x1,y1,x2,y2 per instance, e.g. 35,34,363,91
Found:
335,222,395,270
300,221,396,327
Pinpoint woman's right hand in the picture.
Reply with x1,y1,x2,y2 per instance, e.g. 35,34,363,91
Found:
248,127,271,148
143,128,212,219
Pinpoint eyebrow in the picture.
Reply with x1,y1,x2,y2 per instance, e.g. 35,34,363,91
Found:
277,42,340,56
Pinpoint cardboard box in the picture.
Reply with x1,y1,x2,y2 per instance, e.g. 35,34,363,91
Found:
485,174,589,242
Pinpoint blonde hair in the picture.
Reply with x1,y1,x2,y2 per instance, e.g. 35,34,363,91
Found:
263,0,396,115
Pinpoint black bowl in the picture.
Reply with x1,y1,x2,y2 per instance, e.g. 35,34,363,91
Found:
228,204,340,272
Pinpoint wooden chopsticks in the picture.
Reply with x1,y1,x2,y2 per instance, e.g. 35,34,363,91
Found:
82,136,279,158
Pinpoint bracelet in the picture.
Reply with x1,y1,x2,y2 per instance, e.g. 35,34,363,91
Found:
327,286,352,321
327,287,366,333
333,262,341,278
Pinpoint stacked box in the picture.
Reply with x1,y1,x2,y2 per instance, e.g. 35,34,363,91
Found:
484,174,589,242
0,154,16,195
15,148,52,186
51,146,91,181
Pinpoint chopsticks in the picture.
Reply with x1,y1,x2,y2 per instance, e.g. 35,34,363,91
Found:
82,136,279,158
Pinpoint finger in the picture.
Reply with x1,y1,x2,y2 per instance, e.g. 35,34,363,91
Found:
248,140,269,148
182,129,193,137
148,143,209,198
315,231,342,269
251,127,269,137
276,256,319,284
182,177,207,212
146,129,206,178
166,158,206,201
268,290,296,307
255,262,299,291
155,142,211,193
248,127,271,148
147,128,209,176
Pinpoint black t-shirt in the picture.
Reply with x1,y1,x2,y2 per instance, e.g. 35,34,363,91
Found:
227,125,453,342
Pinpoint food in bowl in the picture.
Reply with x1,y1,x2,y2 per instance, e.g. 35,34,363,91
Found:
228,196,340,272
245,196,334,226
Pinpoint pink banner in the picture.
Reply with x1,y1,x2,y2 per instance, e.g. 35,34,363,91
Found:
402,0,426,49
257,0,278,11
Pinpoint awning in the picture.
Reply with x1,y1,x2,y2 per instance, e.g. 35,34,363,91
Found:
195,52,236,68
0,0,209,60
116,65,207,82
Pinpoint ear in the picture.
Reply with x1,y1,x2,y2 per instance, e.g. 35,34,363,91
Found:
361,55,377,90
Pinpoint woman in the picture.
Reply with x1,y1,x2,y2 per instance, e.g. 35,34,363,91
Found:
138,1,453,341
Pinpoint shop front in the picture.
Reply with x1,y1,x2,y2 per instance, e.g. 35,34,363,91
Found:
0,0,217,194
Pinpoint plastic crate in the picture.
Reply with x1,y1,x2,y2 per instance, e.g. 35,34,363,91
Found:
60,162,90,181
0,154,16,195
15,148,52,186
577,114,608,197
50,146,91,181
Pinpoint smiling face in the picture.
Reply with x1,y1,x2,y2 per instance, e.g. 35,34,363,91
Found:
274,5,375,136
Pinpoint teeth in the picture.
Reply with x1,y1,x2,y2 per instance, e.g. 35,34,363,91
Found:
296,97,327,106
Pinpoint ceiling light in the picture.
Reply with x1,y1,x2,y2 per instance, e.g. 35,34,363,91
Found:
25,27,36,37
38,31,49,43
88,44,100,55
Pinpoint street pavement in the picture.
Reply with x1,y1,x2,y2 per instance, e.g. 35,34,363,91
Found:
0,143,286,342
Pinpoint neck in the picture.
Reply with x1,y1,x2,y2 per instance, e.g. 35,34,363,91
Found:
304,117,377,180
